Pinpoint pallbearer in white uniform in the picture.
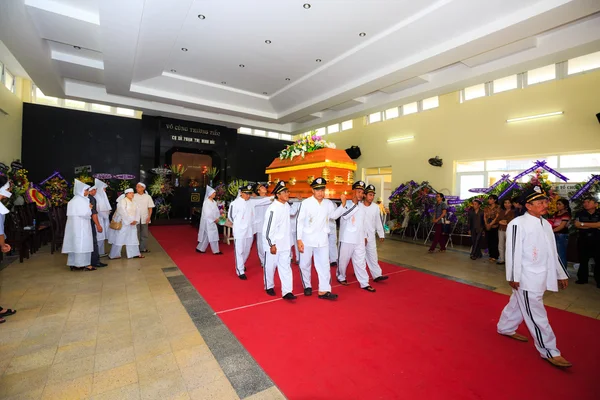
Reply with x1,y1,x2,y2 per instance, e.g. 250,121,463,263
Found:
289,199,301,264
262,181,296,300
228,185,256,280
496,186,572,368
196,185,222,255
249,183,272,268
334,181,376,292
297,178,342,300
362,184,388,282
326,199,338,267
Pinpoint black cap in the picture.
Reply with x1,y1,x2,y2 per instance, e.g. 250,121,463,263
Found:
272,180,289,195
240,184,254,194
365,184,376,194
254,182,268,194
310,177,327,189
352,181,366,190
523,185,548,203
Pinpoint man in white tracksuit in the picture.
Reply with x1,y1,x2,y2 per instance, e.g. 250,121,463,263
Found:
250,183,270,267
362,184,388,282
296,177,343,300
334,181,377,292
228,185,256,280
326,200,338,267
289,199,301,264
496,186,572,368
262,181,296,300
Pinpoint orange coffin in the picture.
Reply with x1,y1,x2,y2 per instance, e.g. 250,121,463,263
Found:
265,148,357,199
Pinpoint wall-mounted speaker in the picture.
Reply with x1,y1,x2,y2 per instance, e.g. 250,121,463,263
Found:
345,146,361,160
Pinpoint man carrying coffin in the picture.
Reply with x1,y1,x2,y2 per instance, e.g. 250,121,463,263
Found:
262,181,296,300
363,184,388,282
250,183,271,267
228,184,256,280
496,186,572,368
296,177,341,300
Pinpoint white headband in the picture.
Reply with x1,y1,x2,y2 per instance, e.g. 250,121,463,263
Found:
125,188,134,194
0,181,12,198
137,182,146,188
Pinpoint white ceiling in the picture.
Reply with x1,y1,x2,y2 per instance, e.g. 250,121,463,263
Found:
0,0,599,132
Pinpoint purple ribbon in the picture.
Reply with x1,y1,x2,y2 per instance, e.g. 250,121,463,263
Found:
468,188,489,193
447,199,465,205
486,174,511,192
39,171,65,186
114,174,136,180
32,183,50,198
513,160,568,182
498,181,519,200
93,173,113,179
571,175,600,200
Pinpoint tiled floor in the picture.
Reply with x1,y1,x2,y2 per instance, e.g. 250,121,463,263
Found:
1,232,599,399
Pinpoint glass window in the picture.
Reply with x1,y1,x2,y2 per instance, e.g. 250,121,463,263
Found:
267,131,279,139
91,103,111,113
280,133,292,141
527,64,555,85
560,153,600,168
493,75,518,94
35,87,59,105
368,112,382,124
402,102,418,115
254,129,266,137
459,175,484,200
563,171,600,183
65,99,86,109
568,51,600,75
422,96,439,110
4,69,14,92
341,120,353,130
238,127,252,134
116,107,135,116
463,83,486,101
486,156,557,171
315,127,326,136
456,161,484,173
385,107,399,120
327,124,339,134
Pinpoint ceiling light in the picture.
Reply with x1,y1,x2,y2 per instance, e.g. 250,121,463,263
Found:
265,40,271,44
359,32,366,37
239,64,245,68
73,46,81,50
303,3,311,9
316,59,322,62
506,111,563,123
197,14,205,19
181,48,188,52
285,78,291,81
170,69,176,73
387,136,414,143
221,81,226,84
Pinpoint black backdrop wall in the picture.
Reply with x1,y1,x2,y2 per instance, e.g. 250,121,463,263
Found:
22,103,286,184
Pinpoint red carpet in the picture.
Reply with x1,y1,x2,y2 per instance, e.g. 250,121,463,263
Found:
152,225,598,400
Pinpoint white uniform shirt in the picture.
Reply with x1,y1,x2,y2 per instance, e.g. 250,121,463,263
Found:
249,196,273,234
289,201,301,234
324,199,337,231
335,200,367,245
297,196,344,247
262,200,292,250
362,202,385,241
505,212,569,293
133,193,155,224
228,197,254,239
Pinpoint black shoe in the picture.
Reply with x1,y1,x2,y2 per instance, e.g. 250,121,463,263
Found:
330,262,337,267
266,288,276,296
575,280,587,285
496,261,505,265
214,252,223,255
304,288,312,296
373,276,388,282
94,262,108,267
196,249,205,253
239,274,247,280
318,292,338,300
362,285,376,292
283,293,297,300
337,279,349,286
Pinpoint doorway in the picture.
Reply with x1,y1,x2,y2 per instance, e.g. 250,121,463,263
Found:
364,166,392,206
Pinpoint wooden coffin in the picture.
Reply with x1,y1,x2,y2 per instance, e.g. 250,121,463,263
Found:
265,148,357,199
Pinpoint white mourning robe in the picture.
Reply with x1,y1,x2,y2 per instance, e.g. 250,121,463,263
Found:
109,198,140,246
197,186,220,253
334,200,370,288
62,180,93,266
262,200,293,295
250,196,273,267
93,179,111,246
228,196,255,276
497,212,570,359
363,202,385,279
296,196,345,292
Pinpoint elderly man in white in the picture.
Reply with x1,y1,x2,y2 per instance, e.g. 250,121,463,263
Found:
196,185,222,255
228,185,257,280
92,178,112,257
109,188,142,259
63,179,95,271
497,186,571,368
133,182,155,253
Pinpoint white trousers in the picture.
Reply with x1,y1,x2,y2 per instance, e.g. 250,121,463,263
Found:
264,249,293,295
337,241,370,288
328,231,337,263
67,252,91,267
98,240,106,256
197,236,219,254
290,242,299,262
109,245,141,259
498,230,507,262
256,233,265,266
365,239,383,279
234,237,253,276
299,246,331,292
497,288,561,359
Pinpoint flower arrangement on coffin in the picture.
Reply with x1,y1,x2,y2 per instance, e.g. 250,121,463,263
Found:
279,131,336,161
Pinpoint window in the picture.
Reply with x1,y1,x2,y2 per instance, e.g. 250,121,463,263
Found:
421,96,439,110
459,175,484,200
280,133,292,141
456,161,485,173
34,87,59,105
527,64,555,85
568,51,600,75
492,75,518,94
116,107,135,117
402,102,418,115
315,127,326,136
238,127,252,134
368,112,382,124
267,131,279,139
564,171,600,183
327,124,339,134
3,68,14,93
341,120,353,130
91,103,111,113
486,156,557,171
385,107,399,120
65,99,86,109
253,129,266,137
463,83,486,101
559,153,600,168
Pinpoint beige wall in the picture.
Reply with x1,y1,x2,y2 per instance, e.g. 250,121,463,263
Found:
0,77,23,164
325,69,600,195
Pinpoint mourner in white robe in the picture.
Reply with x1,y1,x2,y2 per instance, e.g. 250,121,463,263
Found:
228,185,256,279
363,185,387,280
497,186,571,368
0,180,13,254
93,178,111,256
197,186,221,254
62,180,94,269
109,189,141,259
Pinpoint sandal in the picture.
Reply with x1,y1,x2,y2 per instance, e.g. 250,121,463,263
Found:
134,255,145,259
337,279,349,286
318,292,338,300
362,286,376,292
0,308,17,317
84,266,97,271
141,250,150,253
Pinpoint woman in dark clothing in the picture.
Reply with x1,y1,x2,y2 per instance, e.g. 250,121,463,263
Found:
428,193,448,253
548,198,571,268
468,199,485,260
484,194,500,262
